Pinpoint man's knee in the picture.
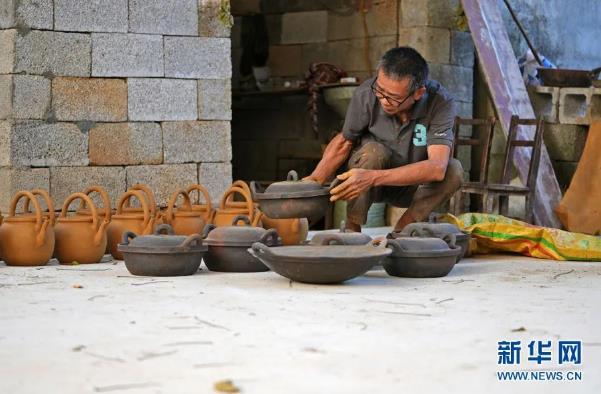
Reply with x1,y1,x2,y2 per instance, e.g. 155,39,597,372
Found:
348,141,391,170
443,158,464,191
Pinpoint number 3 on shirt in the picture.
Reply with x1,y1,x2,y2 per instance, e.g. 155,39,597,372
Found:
413,124,427,147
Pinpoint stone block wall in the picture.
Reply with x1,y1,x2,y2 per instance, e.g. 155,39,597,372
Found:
0,0,233,211
528,85,598,191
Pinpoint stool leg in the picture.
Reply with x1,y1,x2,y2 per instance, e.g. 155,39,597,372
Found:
499,195,509,217
525,194,534,224
453,190,463,215
484,192,495,214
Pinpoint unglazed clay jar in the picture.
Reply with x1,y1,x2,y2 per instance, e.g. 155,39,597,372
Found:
54,192,109,265
161,189,205,236
0,191,54,266
106,189,156,260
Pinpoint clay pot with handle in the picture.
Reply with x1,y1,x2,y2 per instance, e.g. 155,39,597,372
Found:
75,186,112,222
0,191,55,266
186,184,214,224
261,216,309,245
236,179,308,245
213,186,262,227
122,183,161,223
22,188,57,226
162,189,206,236
74,186,112,253
227,180,261,212
54,193,110,265
107,189,156,260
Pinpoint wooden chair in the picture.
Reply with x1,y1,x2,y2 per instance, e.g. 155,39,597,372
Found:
451,116,497,214
452,115,545,224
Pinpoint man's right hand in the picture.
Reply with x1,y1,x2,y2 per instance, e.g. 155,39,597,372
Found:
303,132,354,187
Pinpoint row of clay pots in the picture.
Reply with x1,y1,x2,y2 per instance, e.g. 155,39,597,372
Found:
0,188,111,267
0,184,214,266
0,179,310,267
105,184,214,260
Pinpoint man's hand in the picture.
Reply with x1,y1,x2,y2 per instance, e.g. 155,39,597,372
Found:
302,175,325,185
330,168,376,201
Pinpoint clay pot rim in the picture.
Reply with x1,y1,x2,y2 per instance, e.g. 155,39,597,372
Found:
214,208,252,214
111,213,147,220
172,210,204,218
4,216,45,223
56,216,98,223
76,208,111,216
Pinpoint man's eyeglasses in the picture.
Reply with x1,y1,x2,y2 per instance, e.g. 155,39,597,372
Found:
370,78,414,107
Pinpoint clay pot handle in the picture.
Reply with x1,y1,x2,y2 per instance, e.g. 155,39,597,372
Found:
386,231,401,240
60,192,100,229
154,224,175,235
121,231,137,245
409,228,431,238
178,233,203,249
317,234,345,245
79,186,112,222
10,191,44,233
164,189,193,224
201,223,216,239
232,215,251,226
251,210,263,227
22,189,56,226
129,183,157,217
251,241,274,256
231,180,252,197
400,222,423,235
249,181,260,198
220,186,254,217
385,239,404,254
286,170,299,181
258,228,280,246
116,190,151,231
186,183,213,220
442,233,458,249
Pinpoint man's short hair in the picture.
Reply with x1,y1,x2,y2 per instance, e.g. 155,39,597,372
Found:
377,47,429,91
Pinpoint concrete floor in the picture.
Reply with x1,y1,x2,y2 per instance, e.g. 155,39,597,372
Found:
0,228,600,394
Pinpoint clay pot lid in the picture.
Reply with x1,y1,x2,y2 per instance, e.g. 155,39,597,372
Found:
399,222,468,238
127,224,194,248
385,236,462,258
260,170,329,197
310,221,373,245
203,215,281,247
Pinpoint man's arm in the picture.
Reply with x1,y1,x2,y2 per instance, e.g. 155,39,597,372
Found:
330,144,450,201
305,133,354,185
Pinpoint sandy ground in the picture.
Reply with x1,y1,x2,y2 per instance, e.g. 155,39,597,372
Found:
0,230,599,394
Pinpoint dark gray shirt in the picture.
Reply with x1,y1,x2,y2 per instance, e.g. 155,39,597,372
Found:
342,77,456,167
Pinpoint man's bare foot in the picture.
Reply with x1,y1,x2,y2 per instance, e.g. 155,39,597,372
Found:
344,220,362,232
393,211,418,232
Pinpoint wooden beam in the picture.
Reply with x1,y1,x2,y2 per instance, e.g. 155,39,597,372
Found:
461,0,562,228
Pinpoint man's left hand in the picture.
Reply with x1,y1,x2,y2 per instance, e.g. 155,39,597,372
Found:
330,169,375,201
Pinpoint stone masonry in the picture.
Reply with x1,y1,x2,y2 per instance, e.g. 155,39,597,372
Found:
0,0,233,211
